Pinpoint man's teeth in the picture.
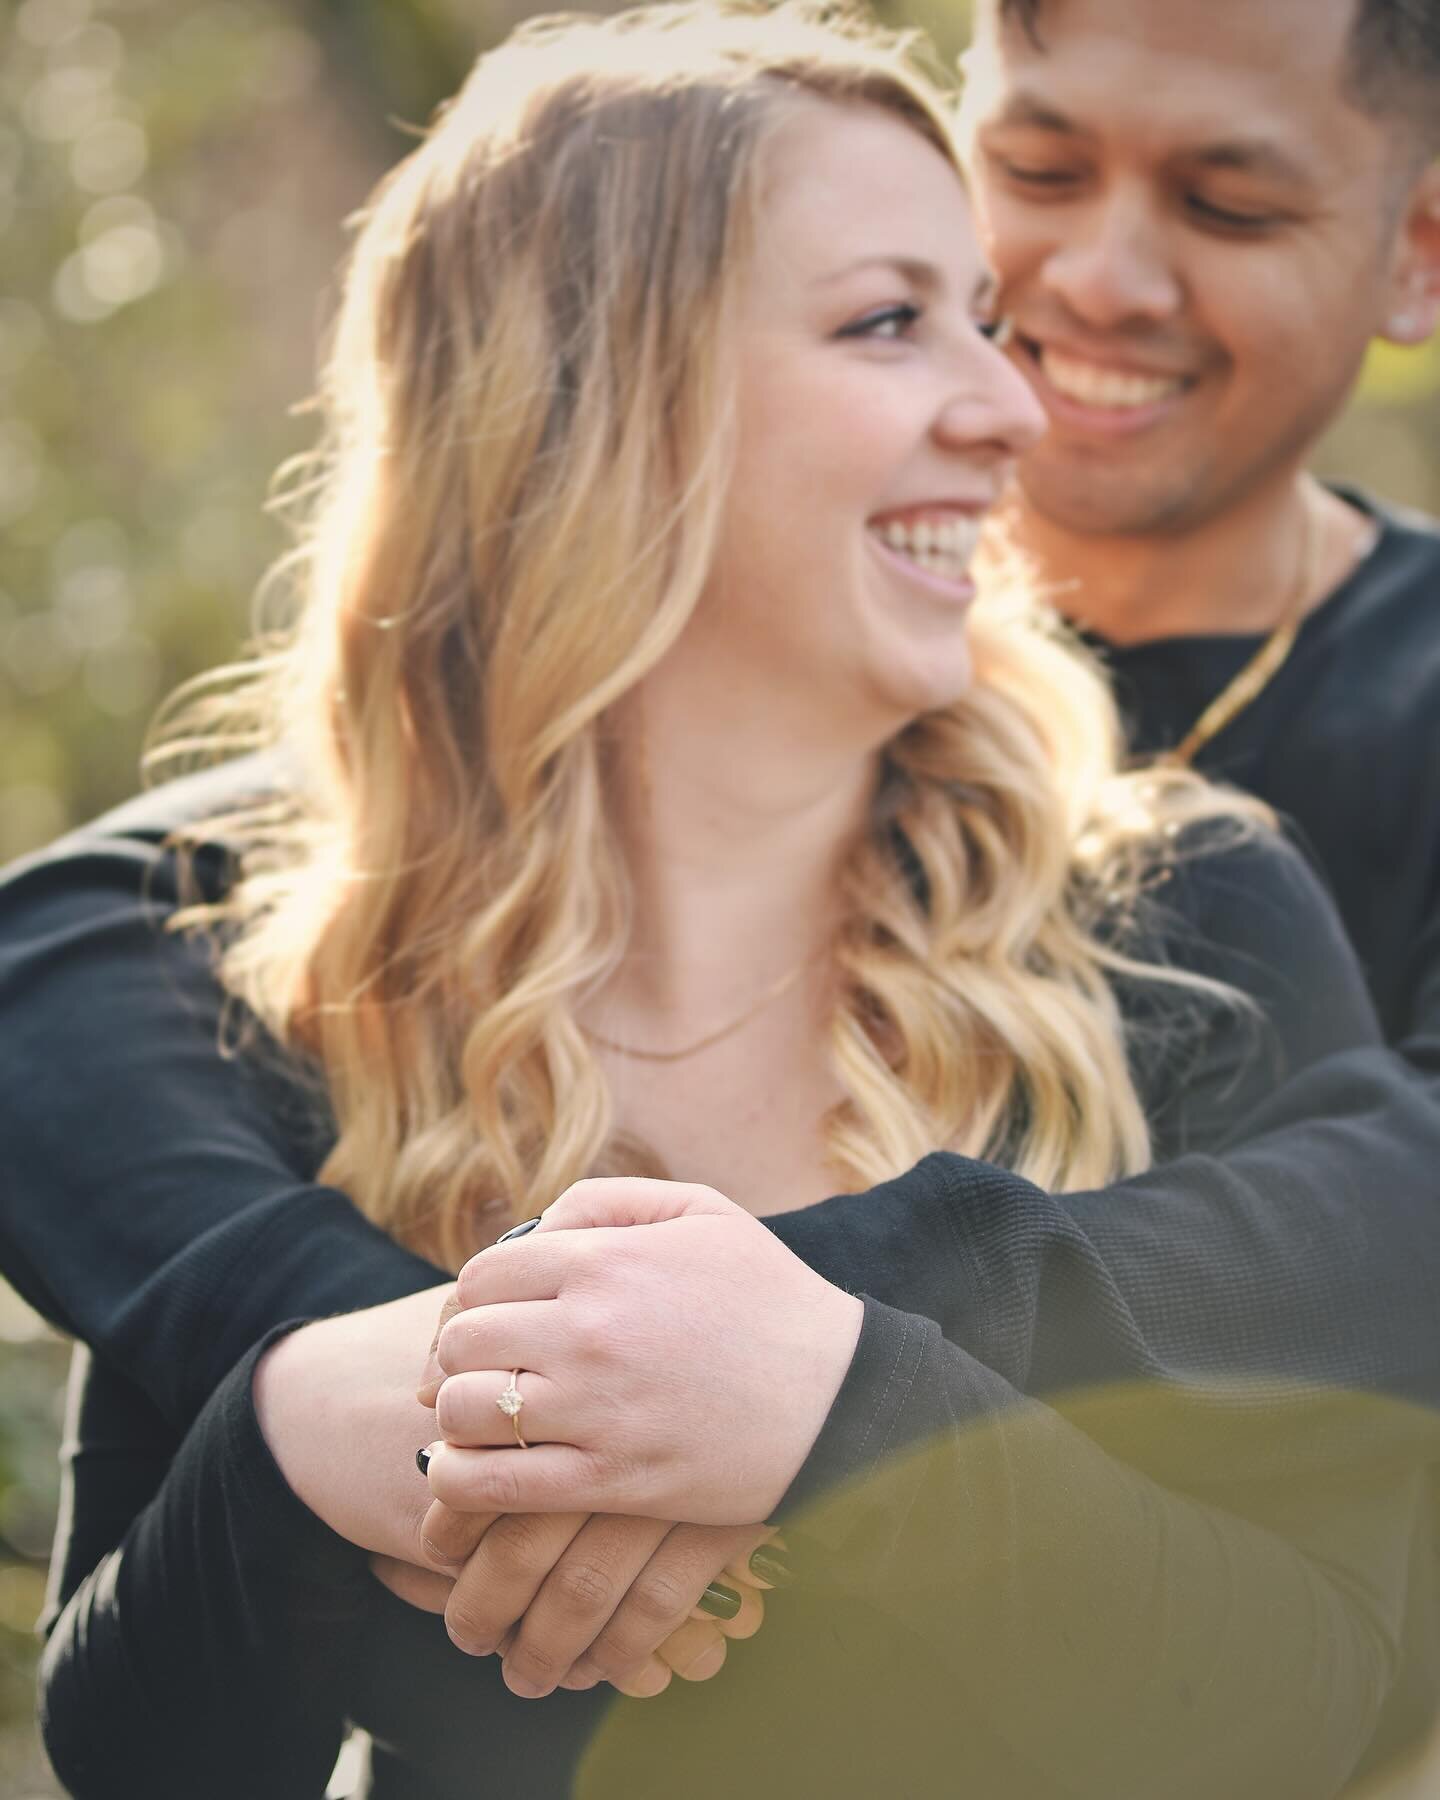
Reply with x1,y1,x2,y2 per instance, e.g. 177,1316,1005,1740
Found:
874,515,979,580
1040,347,1184,409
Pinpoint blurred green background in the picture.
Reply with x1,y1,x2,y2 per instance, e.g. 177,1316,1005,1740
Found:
0,0,1437,1791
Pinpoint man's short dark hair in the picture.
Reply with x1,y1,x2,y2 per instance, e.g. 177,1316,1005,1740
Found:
996,0,1440,155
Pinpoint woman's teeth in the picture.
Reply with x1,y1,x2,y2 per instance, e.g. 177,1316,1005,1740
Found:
1040,346,1184,410
873,515,980,581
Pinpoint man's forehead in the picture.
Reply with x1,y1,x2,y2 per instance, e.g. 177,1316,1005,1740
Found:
964,0,1376,171
972,0,1359,113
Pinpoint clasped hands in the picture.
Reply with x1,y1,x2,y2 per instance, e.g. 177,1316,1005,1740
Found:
401,1178,862,1698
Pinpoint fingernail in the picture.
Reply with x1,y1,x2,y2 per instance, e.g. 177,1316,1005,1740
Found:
748,1545,794,1588
497,1215,542,1243
416,1444,435,1476
697,1582,741,1620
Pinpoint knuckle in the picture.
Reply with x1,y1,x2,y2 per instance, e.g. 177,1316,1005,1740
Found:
626,1567,691,1628
445,1593,498,1657
476,1458,523,1512
485,1512,552,1568
456,1259,487,1306
436,1316,467,1375
507,1637,562,1686
586,1631,647,1683
434,1379,469,1438
437,1313,492,1376
420,1501,483,1565
574,1302,625,1363
553,1558,618,1617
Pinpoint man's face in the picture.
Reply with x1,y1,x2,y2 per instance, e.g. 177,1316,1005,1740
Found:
960,0,1418,537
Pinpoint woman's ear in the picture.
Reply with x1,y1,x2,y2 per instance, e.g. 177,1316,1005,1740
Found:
1379,161,1440,346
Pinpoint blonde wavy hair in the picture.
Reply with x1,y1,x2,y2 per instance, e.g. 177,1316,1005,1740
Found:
150,0,1261,1271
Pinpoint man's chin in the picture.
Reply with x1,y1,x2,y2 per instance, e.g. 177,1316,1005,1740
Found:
1015,457,1204,540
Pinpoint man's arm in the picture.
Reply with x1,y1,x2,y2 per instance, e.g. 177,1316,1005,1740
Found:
0,779,442,1430
3,778,1436,1441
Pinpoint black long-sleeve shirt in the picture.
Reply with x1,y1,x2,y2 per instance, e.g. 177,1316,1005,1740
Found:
7,489,1440,1796
1099,486,1440,1056
6,773,1436,1797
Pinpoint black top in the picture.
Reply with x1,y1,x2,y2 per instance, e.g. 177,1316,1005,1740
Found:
1097,487,1440,1053
19,793,1438,1799
3,491,1439,1796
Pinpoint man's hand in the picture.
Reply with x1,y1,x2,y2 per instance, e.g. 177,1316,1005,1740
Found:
369,1512,777,1698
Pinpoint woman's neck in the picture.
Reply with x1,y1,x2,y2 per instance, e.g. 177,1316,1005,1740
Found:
593,686,877,1037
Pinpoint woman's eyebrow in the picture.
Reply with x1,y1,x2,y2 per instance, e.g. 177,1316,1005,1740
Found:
812,253,938,290
813,255,994,311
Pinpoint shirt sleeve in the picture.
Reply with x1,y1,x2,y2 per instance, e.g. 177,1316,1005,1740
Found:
37,1332,369,1800
772,831,1440,1458
2,785,1436,1450
763,1294,1421,1800
23,804,1436,1798
756,834,1438,1796
0,787,444,1432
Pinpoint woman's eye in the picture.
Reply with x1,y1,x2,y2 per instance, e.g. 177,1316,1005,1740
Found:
838,302,921,342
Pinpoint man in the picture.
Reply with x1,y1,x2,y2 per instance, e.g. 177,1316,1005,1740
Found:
959,0,1440,1053
4,3,1440,1794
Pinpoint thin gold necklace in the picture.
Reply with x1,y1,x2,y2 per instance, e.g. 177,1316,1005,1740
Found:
582,958,813,1062
1162,494,1322,768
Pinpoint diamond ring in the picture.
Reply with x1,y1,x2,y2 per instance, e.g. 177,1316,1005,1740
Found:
496,1369,529,1449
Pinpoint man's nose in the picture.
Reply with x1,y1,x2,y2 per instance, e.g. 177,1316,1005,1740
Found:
1040,189,1184,329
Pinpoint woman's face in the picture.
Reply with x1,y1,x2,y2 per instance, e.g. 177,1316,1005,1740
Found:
695,98,1046,741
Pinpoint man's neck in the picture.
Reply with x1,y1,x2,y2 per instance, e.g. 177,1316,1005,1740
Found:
999,472,1363,647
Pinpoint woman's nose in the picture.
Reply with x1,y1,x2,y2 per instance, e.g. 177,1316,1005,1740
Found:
935,332,1048,460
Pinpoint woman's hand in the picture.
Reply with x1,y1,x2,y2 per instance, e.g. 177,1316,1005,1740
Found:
370,1512,775,1698
253,1285,460,1570
418,1179,864,1523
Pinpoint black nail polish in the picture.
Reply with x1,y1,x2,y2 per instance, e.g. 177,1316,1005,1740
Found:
497,1215,543,1243
698,1583,741,1621
415,1446,431,1476
748,1546,794,1588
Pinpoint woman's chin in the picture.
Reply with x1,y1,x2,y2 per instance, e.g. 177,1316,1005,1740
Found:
868,644,975,720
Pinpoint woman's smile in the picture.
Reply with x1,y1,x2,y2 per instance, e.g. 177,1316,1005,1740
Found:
866,505,986,599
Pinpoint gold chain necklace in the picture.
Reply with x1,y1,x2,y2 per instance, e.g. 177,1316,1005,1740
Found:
582,958,813,1062
1163,494,1322,768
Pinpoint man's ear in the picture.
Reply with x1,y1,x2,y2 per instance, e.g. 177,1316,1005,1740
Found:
1379,160,1440,347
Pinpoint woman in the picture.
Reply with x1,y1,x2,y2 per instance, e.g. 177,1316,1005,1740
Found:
22,4,1437,1796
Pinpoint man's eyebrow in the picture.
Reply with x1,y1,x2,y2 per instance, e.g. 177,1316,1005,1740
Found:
1188,139,1315,186
986,96,1315,187
814,255,998,312
986,91,1092,139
